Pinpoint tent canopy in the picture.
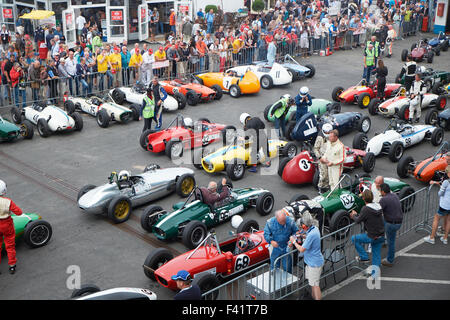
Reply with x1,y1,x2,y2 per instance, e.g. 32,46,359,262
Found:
19,10,55,20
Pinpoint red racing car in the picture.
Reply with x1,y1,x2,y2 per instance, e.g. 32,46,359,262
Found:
139,114,235,159
278,147,376,188
159,79,223,106
332,79,402,108
142,223,269,298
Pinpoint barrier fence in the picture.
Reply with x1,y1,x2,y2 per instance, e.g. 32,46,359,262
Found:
202,185,438,300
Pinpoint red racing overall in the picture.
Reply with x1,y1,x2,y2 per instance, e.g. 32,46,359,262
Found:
0,197,22,266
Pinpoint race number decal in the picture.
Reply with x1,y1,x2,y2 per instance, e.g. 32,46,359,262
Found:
234,254,250,271
298,159,311,171
275,71,281,78
33,114,40,123
340,194,355,209
223,77,233,89
219,204,244,221
303,118,317,136
404,138,412,147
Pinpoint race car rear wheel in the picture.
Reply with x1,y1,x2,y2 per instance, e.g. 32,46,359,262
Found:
139,129,155,150
37,119,51,138
221,125,237,145
226,160,246,181
425,109,439,125
357,93,371,109
286,122,295,141
165,140,184,159
143,248,174,280
24,220,52,248
111,88,125,104
182,220,207,249
72,112,84,131
431,81,443,95
96,109,110,128
128,104,140,121
64,100,76,114
362,152,376,173
401,49,408,61
77,184,96,201
352,132,368,150
260,75,273,89
176,174,196,197
427,51,434,63
11,107,23,124
19,120,34,140
397,156,414,179
329,209,351,239
436,95,447,110
278,157,290,177
388,141,404,162
229,84,241,98
282,142,298,159
305,64,316,78
174,92,187,109
368,98,380,115
236,219,259,234
71,284,101,298
263,104,272,121
398,104,410,121
107,196,132,223
140,205,164,232
256,192,274,216
399,186,415,213
331,87,344,102
195,273,220,300
186,90,199,106
357,115,371,133
211,84,223,100
431,127,444,146
328,102,341,114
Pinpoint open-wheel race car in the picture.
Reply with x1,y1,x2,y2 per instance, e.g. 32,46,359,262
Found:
288,174,415,237
226,62,292,89
353,119,444,162
63,94,140,128
192,69,260,98
395,67,450,93
71,285,157,300
110,83,186,111
426,107,450,131
159,78,222,106
139,114,235,159
77,164,195,223
10,102,83,138
332,79,402,108
277,54,315,81
10,212,52,249
0,114,33,142
141,183,274,248
432,80,450,96
397,141,449,183
401,39,437,63
142,225,270,298
428,32,449,52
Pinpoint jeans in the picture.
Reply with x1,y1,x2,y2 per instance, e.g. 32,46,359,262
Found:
32,88,39,102
14,87,26,108
274,117,286,138
79,77,90,96
296,107,308,122
158,21,164,34
363,65,375,83
329,36,335,51
199,57,205,72
352,233,385,268
384,222,401,263
170,25,176,36
270,247,292,273
99,71,113,92
321,35,327,50
207,22,213,34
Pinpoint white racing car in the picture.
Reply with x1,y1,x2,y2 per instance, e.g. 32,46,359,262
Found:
10,102,83,138
71,284,157,300
63,94,140,128
352,119,444,162
110,83,186,111
226,62,292,89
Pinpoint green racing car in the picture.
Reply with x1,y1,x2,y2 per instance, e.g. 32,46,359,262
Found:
5,213,53,249
0,115,34,142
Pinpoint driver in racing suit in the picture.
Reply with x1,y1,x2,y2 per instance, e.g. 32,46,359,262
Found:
398,55,417,92
314,123,333,194
320,129,345,191
385,25,396,58
0,180,22,274
409,73,426,123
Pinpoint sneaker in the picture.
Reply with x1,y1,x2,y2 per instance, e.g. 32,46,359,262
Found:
248,166,258,173
9,265,16,274
423,236,435,244
355,256,370,263
436,227,444,237
440,237,448,244
381,259,393,267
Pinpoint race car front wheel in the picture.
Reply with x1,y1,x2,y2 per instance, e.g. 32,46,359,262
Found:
143,248,174,280
96,109,110,128
329,209,351,239
141,205,165,232
139,129,155,150
256,192,274,216
176,174,196,197
226,161,246,181
19,120,34,140
182,221,207,249
431,127,444,146
229,84,241,98
362,152,376,173
107,196,132,223
388,141,404,162
397,156,414,179
37,119,51,138
194,273,220,300
24,220,53,248
71,284,101,298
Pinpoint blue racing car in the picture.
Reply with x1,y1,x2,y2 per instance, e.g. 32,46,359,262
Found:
428,32,449,52
254,54,315,81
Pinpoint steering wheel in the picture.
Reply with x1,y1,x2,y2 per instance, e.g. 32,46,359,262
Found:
358,180,372,195
237,235,249,252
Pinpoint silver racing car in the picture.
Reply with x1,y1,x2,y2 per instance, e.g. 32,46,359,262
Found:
77,164,195,223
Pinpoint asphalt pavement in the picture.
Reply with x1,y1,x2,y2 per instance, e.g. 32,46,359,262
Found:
0,32,449,300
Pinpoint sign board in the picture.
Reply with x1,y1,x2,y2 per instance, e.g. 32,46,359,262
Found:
179,5,189,12
111,10,123,21
3,8,13,19
65,13,73,27
141,7,146,20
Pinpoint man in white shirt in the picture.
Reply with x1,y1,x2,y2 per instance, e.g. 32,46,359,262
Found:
65,51,78,96
76,15,86,42
141,48,154,86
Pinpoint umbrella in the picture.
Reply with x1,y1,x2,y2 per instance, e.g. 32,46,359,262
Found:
19,10,55,20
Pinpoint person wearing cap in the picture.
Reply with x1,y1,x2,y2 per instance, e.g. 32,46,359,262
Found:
129,48,143,85
294,86,312,122
172,270,201,300
314,123,333,194
363,42,376,83
140,88,155,132
153,46,166,78
0,179,23,274
320,129,345,190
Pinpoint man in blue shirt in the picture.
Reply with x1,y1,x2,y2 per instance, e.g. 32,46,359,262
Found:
197,8,205,20
290,212,324,300
264,210,298,273
206,9,215,34
294,86,312,122
171,270,202,300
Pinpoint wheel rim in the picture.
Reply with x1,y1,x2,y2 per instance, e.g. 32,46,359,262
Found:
19,124,28,137
29,225,50,246
362,119,370,132
181,177,194,195
287,146,296,158
436,130,443,144
114,201,130,220
429,112,438,125
395,146,403,159
263,196,274,212
191,227,205,246
171,142,183,158
230,87,237,96
262,78,269,87
363,96,370,106
234,164,244,177
439,98,446,109
225,130,235,143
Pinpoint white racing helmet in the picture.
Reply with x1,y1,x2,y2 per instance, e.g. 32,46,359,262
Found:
118,170,130,181
183,117,193,127
299,86,309,97
322,123,333,137
281,94,291,100
0,180,6,196
240,113,251,125
231,215,243,229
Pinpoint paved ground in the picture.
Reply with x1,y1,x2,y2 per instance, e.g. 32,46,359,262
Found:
0,32,448,300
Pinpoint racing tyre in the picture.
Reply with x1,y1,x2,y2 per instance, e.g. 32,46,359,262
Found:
362,152,376,173
255,192,274,216
111,88,125,104
194,273,220,300
182,220,207,249
352,132,368,150
431,81,443,95
434,47,441,56
263,104,272,121
430,127,444,146
96,109,110,128
331,86,344,102
211,84,223,100
186,90,199,106
436,95,447,110
24,220,52,248
229,84,241,98
19,120,34,140
129,104,140,121
424,79,433,93
328,102,341,114
236,219,259,234
226,159,246,181
165,140,184,159
357,93,371,108
398,104,410,121
71,284,101,298
139,129,155,150
77,184,96,201
329,209,351,239
442,40,449,51
282,142,298,159
260,75,273,89
221,125,236,145
140,205,164,232
72,112,83,131
357,115,371,133
388,141,404,162
398,186,415,213
305,64,315,78
397,156,414,179
411,43,417,51
176,174,196,197
143,248,174,280
107,196,132,223
401,49,408,61
11,107,23,124
174,92,187,109
289,194,309,203
368,98,380,115
278,157,290,177
425,109,439,125
427,51,434,63
37,119,51,138
64,100,76,114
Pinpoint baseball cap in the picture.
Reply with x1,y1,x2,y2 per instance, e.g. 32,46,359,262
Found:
171,270,191,281
148,48,153,54
159,46,163,50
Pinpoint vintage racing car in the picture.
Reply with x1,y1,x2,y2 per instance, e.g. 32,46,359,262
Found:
432,80,450,96
77,164,195,223
143,227,269,297
64,95,140,128
353,119,444,162
141,184,274,248
110,83,186,111
0,115,33,142
226,62,292,89
192,70,260,98
278,54,315,80
428,32,449,51
401,39,437,63
426,108,450,131
396,67,450,93
139,114,235,159
10,102,83,138
159,79,222,106
397,141,449,183
9,212,52,249
332,79,402,108
71,285,157,300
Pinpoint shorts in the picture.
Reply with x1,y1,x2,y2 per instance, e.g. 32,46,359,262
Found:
437,207,450,216
305,265,323,287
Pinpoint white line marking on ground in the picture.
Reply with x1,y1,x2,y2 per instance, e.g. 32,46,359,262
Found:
353,276,450,285
400,253,450,259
